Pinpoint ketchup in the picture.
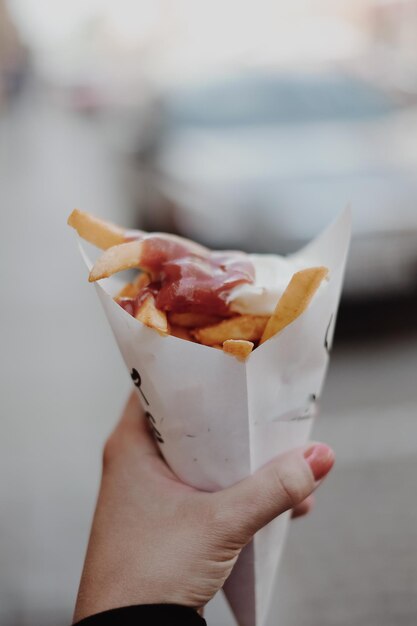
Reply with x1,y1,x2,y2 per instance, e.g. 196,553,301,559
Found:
118,233,255,317
117,297,136,316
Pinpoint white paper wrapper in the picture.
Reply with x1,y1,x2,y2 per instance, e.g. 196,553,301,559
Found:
79,209,351,626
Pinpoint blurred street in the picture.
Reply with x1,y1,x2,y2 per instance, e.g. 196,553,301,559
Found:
1,88,417,626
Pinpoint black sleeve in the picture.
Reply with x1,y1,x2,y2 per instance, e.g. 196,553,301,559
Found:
73,604,207,625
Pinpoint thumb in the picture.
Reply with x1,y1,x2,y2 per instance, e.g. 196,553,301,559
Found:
215,443,334,542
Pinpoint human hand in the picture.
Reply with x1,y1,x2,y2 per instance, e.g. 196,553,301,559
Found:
73,392,334,622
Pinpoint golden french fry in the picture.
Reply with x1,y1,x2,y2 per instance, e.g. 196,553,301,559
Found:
89,241,144,282
115,273,150,301
260,266,329,344
170,325,193,341
169,312,222,328
68,209,127,249
133,272,150,289
223,339,254,360
192,315,268,346
116,282,138,299
135,295,168,335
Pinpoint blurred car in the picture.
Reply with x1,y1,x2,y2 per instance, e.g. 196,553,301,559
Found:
134,72,417,300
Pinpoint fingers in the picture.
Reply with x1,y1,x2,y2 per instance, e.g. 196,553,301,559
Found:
108,391,160,457
215,443,334,541
291,494,314,519
114,391,143,434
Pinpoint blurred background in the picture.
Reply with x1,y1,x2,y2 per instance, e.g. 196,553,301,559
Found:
1,1,417,624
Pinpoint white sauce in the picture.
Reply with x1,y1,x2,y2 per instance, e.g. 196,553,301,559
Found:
228,254,310,315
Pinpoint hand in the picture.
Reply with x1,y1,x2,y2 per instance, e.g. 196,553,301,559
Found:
73,392,334,622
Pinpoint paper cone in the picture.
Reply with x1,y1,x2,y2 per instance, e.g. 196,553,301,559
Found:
79,209,351,626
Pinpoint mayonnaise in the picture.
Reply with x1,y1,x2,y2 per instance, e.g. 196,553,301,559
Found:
228,254,307,315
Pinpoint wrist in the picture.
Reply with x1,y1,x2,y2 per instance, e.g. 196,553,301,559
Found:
74,551,201,622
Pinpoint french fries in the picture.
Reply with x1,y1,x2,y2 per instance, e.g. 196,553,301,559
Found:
260,267,328,344
68,209,127,250
135,295,168,335
89,240,144,282
170,325,193,341
192,315,268,346
116,282,139,299
223,340,254,360
115,272,150,299
70,209,330,360
134,272,150,290
88,236,209,283
168,312,222,328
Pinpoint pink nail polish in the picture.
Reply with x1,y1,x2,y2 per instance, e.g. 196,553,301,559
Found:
304,444,335,481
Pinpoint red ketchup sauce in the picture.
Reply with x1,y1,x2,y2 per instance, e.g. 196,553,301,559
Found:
118,234,255,317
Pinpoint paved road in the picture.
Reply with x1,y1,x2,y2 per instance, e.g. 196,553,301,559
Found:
1,88,417,626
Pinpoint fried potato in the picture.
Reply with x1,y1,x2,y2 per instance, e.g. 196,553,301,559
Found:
135,295,168,335
134,272,150,289
89,241,144,282
260,266,329,344
72,210,329,349
170,325,193,341
68,209,127,250
169,312,222,328
192,315,268,346
223,339,254,360
116,282,138,299
115,273,150,302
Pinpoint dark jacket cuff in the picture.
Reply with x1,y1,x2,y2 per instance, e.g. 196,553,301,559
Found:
73,604,207,625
